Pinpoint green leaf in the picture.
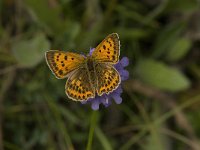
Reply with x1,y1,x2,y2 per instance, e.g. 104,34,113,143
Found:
135,59,191,92
165,0,199,13
142,103,169,150
152,21,186,58
55,21,80,50
12,33,50,68
117,28,151,39
95,127,112,150
24,0,64,34
166,38,192,61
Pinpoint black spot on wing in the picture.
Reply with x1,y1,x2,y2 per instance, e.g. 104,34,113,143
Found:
112,55,115,60
59,70,63,75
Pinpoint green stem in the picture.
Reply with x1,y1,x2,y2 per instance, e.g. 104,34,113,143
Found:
86,111,98,150
155,94,200,125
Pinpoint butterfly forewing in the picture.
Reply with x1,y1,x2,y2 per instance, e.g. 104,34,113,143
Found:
45,50,85,79
95,63,121,96
92,33,120,64
65,67,95,101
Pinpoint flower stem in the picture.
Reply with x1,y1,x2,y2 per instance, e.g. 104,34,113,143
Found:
86,111,98,150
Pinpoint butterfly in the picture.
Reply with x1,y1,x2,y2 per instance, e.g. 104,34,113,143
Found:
45,33,121,101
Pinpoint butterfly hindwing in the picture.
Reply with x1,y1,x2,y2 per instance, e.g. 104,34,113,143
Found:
92,33,120,64
65,67,95,101
45,50,85,79
95,63,121,96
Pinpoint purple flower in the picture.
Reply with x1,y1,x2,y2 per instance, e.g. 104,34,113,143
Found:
81,48,129,110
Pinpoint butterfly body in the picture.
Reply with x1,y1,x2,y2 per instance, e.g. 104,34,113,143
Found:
45,33,121,101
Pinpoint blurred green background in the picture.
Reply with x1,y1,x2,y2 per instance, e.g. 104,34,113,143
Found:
0,0,200,150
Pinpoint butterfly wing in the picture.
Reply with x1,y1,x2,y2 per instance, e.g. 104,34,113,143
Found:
91,33,120,64
65,67,95,101
45,50,85,79
95,63,121,96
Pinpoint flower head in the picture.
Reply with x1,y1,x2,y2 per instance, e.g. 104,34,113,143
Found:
81,48,129,110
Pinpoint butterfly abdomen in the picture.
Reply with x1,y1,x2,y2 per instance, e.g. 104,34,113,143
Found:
86,57,97,88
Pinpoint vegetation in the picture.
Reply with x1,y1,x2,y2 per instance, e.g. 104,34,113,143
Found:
0,0,200,150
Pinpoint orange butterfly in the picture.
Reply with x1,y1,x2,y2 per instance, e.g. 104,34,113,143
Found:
45,33,121,101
